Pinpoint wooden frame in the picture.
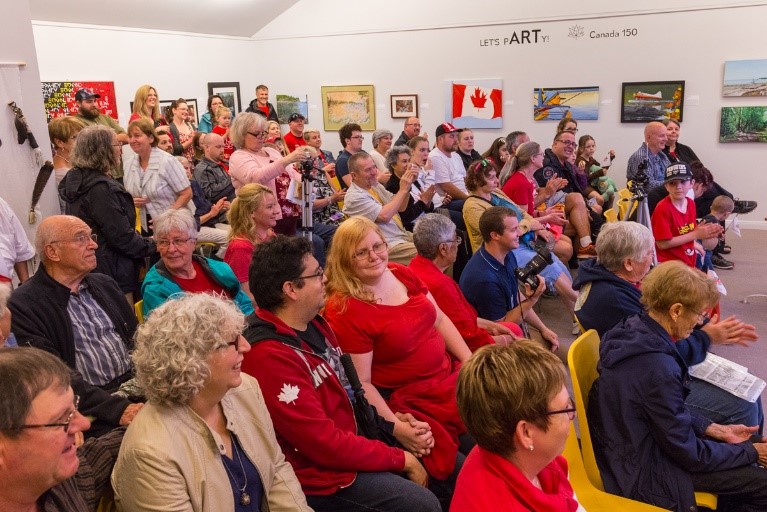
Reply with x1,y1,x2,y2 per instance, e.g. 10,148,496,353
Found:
320,84,375,131
390,94,418,118
207,82,242,116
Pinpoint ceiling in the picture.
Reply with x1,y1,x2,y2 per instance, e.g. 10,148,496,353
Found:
28,0,298,38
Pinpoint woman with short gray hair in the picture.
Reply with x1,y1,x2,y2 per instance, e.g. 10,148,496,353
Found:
369,128,393,184
113,293,311,512
384,145,436,231
59,125,156,301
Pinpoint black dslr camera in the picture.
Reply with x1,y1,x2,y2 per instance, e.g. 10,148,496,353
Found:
515,245,552,293
629,159,650,196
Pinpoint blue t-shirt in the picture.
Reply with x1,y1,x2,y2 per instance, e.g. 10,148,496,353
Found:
459,245,519,322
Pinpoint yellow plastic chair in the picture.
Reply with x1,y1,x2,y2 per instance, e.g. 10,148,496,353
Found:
134,300,144,324
616,188,637,220
603,207,618,223
563,423,667,511
568,329,718,510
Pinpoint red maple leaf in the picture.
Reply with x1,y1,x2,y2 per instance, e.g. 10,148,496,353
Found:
470,87,487,109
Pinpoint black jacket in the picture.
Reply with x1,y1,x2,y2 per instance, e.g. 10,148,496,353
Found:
245,99,279,121
534,148,584,195
59,167,156,293
8,266,137,429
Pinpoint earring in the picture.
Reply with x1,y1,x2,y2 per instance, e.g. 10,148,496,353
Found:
529,445,534,451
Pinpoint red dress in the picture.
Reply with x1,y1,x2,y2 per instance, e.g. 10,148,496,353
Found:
324,263,466,479
503,171,536,216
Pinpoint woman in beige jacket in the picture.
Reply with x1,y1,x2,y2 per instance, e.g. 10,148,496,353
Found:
111,293,311,511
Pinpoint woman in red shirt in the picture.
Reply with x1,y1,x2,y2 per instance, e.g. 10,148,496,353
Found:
324,217,473,481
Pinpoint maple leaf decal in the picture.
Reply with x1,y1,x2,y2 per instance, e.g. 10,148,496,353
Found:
470,88,487,109
278,383,300,405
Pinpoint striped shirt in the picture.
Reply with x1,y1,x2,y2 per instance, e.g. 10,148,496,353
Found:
67,282,131,387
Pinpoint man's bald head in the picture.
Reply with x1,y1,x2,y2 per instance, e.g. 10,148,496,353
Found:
35,216,87,258
35,216,97,281
644,121,668,154
203,132,225,162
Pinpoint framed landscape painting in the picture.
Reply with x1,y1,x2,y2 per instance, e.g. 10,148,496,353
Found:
321,85,375,131
620,81,684,123
723,59,767,97
720,106,767,143
533,86,599,121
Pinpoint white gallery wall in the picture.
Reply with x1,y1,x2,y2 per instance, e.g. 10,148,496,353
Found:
22,1,767,226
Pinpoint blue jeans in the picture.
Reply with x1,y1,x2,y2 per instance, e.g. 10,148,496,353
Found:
686,377,764,434
512,244,569,290
306,471,442,512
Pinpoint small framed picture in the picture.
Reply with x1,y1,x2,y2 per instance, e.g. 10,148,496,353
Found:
620,81,685,123
390,94,418,118
207,82,242,116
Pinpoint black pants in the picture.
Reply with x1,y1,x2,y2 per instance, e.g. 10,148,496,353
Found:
691,464,767,512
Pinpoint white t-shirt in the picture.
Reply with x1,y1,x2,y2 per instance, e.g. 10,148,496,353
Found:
0,197,35,280
429,147,467,203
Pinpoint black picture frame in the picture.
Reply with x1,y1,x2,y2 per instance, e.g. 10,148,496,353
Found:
207,82,242,116
620,80,685,123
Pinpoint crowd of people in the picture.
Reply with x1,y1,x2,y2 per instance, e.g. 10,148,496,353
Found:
0,82,763,512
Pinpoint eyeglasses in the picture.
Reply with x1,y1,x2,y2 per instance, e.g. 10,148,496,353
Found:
295,266,324,281
221,335,245,351
112,143,123,148
685,306,709,324
557,140,577,148
543,397,577,420
353,241,388,260
247,131,268,139
50,233,97,245
156,237,195,249
10,396,81,433
406,123,421,127
350,135,365,141
441,236,462,245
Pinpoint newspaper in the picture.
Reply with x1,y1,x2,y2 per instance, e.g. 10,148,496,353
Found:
689,352,766,403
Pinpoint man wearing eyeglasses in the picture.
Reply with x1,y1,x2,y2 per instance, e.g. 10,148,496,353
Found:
534,130,598,258
0,347,125,511
241,236,442,512
8,215,142,437
394,116,424,146
334,123,365,190
343,153,419,265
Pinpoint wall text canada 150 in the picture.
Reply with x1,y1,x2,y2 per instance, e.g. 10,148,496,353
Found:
590,28,639,38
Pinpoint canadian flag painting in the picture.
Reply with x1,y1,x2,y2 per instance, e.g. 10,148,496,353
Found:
446,79,503,128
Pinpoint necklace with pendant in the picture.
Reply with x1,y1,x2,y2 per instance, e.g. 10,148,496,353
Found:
223,437,251,506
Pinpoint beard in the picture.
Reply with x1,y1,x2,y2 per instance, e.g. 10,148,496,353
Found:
79,106,100,119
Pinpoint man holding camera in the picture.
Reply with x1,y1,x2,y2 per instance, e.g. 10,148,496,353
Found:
459,206,559,351
627,121,671,190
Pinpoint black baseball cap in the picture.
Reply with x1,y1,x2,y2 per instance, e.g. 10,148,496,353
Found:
74,88,100,102
288,113,305,122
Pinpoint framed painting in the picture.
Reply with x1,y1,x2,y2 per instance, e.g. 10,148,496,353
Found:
185,98,199,129
620,81,685,123
720,106,767,143
390,94,418,118
445,79,503,129
321,85,375,131
207,82,242,116
275,94,309,124
723,60,767,97
533,87,599,121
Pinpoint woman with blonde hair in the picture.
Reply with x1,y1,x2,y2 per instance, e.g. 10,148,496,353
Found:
224,183,279,301
112,293,311,511
129,84,164,125
324,216,472,485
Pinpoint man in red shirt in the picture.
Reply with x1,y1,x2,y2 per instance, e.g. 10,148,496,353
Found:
283,113,307,152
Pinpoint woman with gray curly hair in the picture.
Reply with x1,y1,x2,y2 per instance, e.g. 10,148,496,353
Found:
59,125,156,301
369,128,393,184
112,293,311,512
383,145,436,231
